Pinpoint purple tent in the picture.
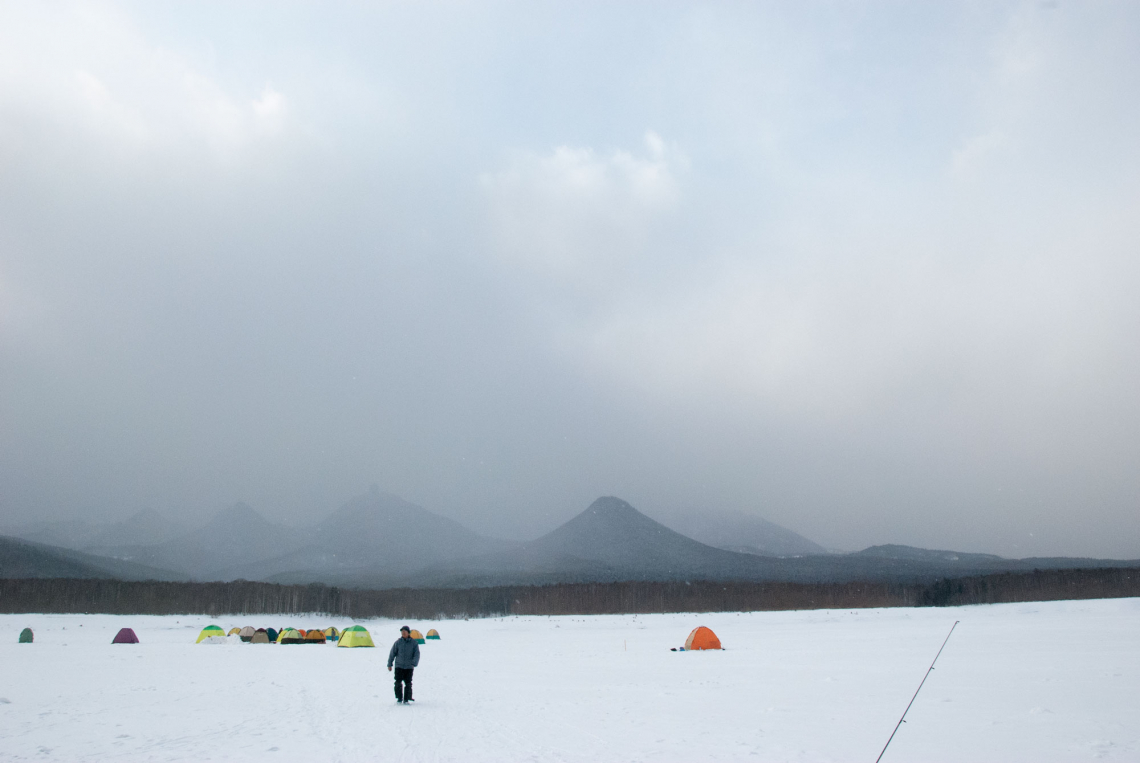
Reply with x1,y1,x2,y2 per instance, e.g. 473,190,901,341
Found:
112,627,139,644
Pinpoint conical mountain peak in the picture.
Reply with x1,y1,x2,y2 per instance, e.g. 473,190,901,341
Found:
209,502,272,530
524,496,735,570
329,489,422,522
584,496,639,516
562,496,665,535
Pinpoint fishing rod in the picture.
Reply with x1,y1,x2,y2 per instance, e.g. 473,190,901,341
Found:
874,620,959,763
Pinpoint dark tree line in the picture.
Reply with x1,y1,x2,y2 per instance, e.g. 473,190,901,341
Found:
1,566,1136,619
918,566,1140,606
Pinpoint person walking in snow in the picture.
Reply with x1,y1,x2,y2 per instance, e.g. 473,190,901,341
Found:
387,625,420,704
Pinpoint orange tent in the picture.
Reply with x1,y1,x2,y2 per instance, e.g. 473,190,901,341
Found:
684,626,722,650
303,629,326,644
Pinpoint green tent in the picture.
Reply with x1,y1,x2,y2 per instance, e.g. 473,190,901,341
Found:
277,628,304,644
196,624,226,643
336,625,375,648
19,627,33,643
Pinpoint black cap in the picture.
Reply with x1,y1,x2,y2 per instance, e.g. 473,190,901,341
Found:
400,625,411,632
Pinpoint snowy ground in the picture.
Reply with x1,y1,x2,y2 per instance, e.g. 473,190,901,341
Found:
1,598,1137,762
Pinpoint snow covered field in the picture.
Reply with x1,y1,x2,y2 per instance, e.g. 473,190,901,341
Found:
2,598,1137,762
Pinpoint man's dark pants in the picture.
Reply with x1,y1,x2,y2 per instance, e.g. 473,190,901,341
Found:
394,667,414,701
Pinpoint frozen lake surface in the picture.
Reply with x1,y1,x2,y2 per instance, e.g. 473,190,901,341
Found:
2,598,1137,761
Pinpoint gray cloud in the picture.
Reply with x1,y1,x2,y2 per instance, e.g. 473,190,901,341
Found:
1,1,1138,558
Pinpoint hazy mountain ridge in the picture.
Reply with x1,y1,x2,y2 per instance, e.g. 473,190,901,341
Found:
6,494,1137,589
311,489,517,567
395,497,948,588
3,509,188,553
84,509,191,550
61,490,516,583
211,544,360,582
95,502,306,578
649,507,827,557
213,490,519,583
855,544,1009,565
856,544,1140,572
0,535,184,581
366,498,1140,589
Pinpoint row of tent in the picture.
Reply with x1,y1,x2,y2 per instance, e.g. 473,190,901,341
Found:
15,625,442,645
197,624,375,646
196,624,442,646
18,624,714,648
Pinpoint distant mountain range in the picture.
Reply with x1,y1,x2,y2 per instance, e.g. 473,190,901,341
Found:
223,489,516,583
3,493,1136,587
0,535,185,581
93,502,306,578
4,508,188,552
398,496,781,588
645,506,827,557
391,497,1140,588
3,488,517,583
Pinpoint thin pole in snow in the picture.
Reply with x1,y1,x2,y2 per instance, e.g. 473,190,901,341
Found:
874,620,959,763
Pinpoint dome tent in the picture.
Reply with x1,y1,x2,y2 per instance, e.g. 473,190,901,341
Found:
112,628,139,644
683,626,722,651
266,628,279,643
409,629,426,644
196,625,226,643
19,627,33,643
425,629,440,640
239,626,256,642
250,628,270,644
303,629,326,644
323,627,340,642
277,628,304,645
201,634,242,645
337,625,375,648
227,627,241,636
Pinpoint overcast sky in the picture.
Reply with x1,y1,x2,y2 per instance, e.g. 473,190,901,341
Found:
2,1,1138,558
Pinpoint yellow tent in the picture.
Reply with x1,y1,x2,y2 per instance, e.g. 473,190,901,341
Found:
337,625,375,648
425,629,440,640
409,629,425,644
196,624,226,643
277,628,304,644
227,627,241,636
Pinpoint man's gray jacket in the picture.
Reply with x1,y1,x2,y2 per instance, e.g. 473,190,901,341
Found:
388,636,420,669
